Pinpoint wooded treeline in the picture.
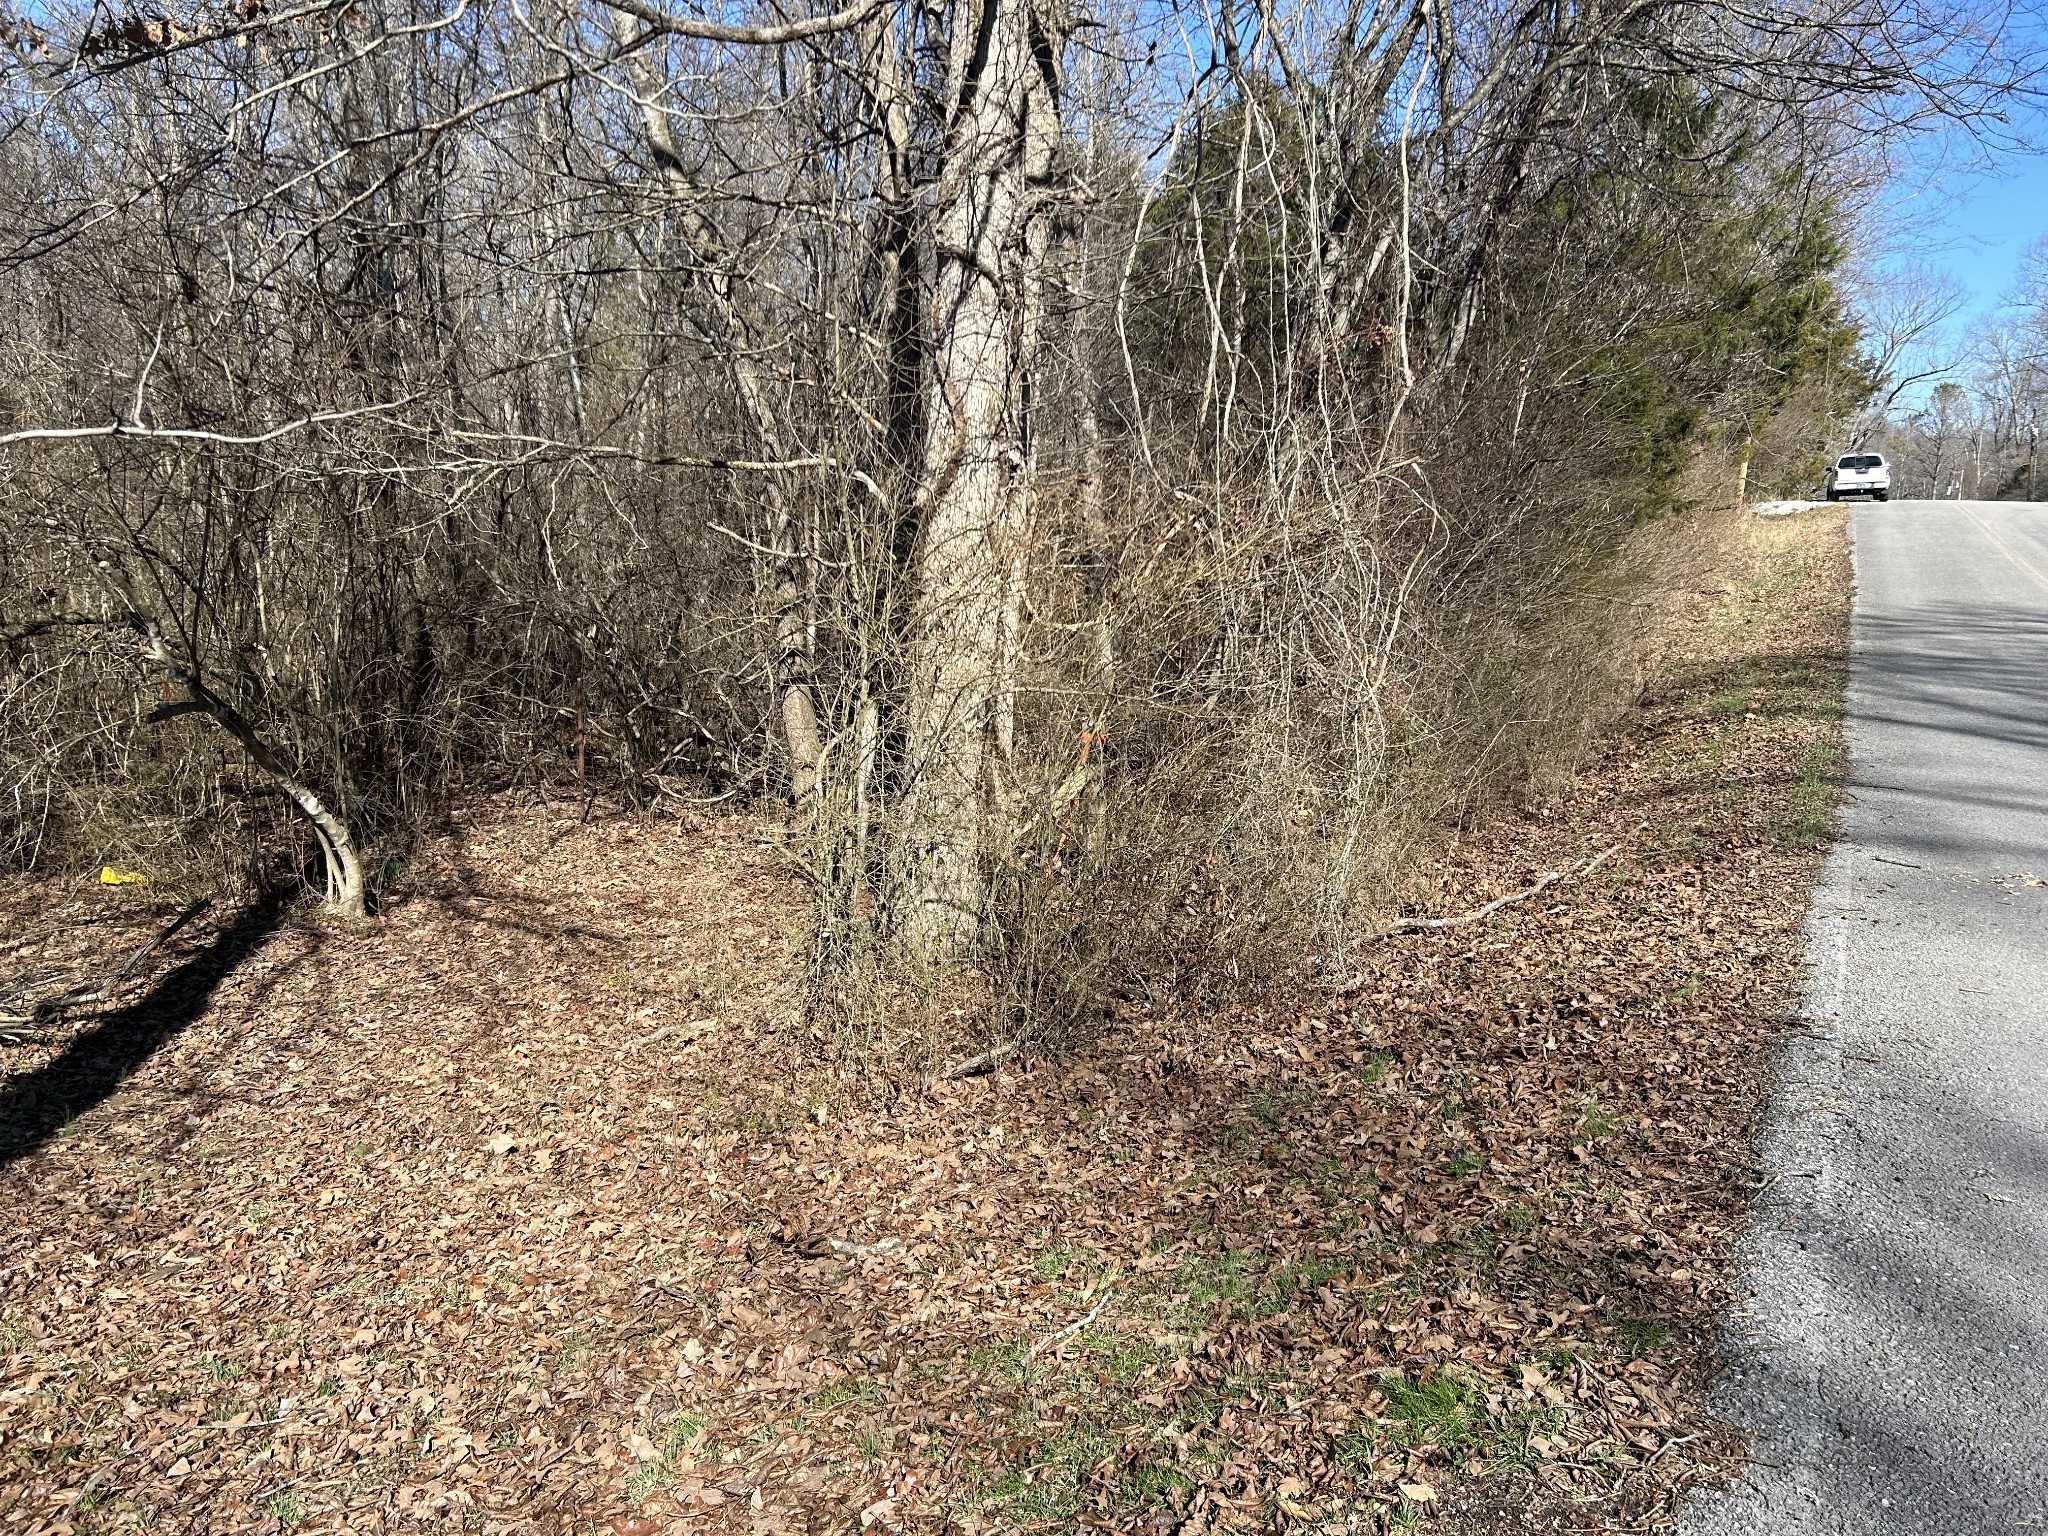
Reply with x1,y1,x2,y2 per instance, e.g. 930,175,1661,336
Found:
0,0,2020,1017
1878,238,2048,498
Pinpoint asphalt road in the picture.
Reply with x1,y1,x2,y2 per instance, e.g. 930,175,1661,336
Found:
1681,501,2048,1535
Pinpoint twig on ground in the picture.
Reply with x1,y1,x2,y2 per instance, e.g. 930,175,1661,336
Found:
1027,1285,1115,1361
1334,844,1621,992
1751,1167,1821,1193
1643,1431,1708,1469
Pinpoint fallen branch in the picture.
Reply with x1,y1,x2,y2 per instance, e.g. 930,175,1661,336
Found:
2,898,212,1028
1028,1285,1115,1361
87,897,214,1002
934,1040,1019,1081
1335,844,1620,988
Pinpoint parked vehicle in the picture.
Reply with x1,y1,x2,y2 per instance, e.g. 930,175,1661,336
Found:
1825,452,1890,501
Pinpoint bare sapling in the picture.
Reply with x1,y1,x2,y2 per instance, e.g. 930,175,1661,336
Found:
133,621,368,920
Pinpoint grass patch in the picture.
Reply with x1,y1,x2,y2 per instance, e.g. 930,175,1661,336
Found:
1172,1250,1348,1322
1775,740,1841,849
1341,1370,1562,1469
1079,1328,1156,1383
1033,1245,1078,1282
811,1376,887,1415
624,1409,706,1500
1578,1094,1619,1140
1613,1318,1676,1353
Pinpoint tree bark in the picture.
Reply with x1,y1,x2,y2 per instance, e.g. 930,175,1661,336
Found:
898,0,1066,954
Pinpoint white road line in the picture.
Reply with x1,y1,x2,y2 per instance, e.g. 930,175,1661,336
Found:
1824,917,1847,1024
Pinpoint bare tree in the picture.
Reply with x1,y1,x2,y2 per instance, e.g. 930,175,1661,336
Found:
0,0,2034,1004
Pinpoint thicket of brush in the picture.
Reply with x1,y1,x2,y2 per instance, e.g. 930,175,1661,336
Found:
0,0,1996,1052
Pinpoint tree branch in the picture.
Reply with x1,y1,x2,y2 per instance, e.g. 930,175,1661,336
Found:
604,0,891,46
1332,845,1621,991
0,399,413,450
0,612,107,645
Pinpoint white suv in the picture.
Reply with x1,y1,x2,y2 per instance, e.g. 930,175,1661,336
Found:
1825,452,1890,501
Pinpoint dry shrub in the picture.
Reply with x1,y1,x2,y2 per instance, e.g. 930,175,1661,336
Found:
0,626,283,891
940,458,1766,1057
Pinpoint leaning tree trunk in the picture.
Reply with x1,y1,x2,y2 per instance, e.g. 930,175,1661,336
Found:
897,0,1066,955
135,621,369,919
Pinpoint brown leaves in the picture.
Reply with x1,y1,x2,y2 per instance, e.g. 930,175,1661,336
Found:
0,516,1849,1535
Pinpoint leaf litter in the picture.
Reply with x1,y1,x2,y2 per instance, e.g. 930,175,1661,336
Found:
0,510,1849,1535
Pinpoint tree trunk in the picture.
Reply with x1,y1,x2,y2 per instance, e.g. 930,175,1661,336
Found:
137,622,368,919
623,37,824,809
898,0,1066,954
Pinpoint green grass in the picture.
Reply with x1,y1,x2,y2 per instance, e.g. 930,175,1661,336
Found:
980,1413,1125,1524
1708,684,1754,717
1613,1318,1676,1353
1578,1094,1619,1140
1179,1249,1259,1309
1078,1328,1156,1383
1034,1245,1078,1282
1340,1370,1564,1470
551,1331,592,1376
1383,1374,1478,1448
1775,740,1840,849
1172,1249,1350,1322
1500,1202,1539,1235
624,1409,706,1500
1242,1085,1315,1131
811,1376,886,1415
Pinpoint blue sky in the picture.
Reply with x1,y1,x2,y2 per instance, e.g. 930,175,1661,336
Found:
1866,26,2048,408
1904,149,2048,323
1843,0,2048,411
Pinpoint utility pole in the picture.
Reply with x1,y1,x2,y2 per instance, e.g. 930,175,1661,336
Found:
2029,423,2038,503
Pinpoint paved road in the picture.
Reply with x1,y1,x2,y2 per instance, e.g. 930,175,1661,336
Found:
1682,501,2048,1535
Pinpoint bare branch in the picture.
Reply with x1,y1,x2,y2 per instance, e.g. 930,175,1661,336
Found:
603,0,892,46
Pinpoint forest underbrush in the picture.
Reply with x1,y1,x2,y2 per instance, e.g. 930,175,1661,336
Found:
0,506,1850,1535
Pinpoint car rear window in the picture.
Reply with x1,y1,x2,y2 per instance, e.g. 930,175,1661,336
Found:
1838,455,1883,470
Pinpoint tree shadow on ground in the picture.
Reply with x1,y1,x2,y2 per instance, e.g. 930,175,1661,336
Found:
0,893,290,1170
